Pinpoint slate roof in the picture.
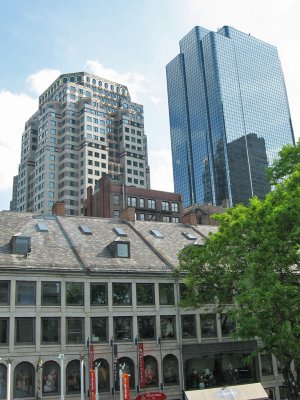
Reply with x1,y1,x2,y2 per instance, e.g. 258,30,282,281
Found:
0,211,217,274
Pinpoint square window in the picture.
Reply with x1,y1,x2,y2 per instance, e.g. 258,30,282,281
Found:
41,282,61,306
16,281,36,305
221,314,235,336
67,317,84,343
138,316,156,340
41,317,60,344
181,315,196,338
0,281,10,304
91,317,108,342
0,318,9,345
200,314,217,338
136,283,155,305
90,283,108,306
113,283,132,305
66,282,84,306
15,318,35,345
159,283,174,305
160,316,176,340
113,316,132,341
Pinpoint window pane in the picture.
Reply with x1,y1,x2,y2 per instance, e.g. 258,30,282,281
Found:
16,282,36,305
15,318,35,345
0,281,10,304
0,318,9,345
0,364,7,398
136,283,155,305
14,362,35,398
161,316,176,340
67,318,84,343
182,315,196,338
138,316,156,340
163,355,179,385
113,283,132,305
95,358,110,392
66,283,84,306
260,354,274,376
42,318,60,344
200,314,217,338
113,317,132,341
159,283,175,305
221,314,235,336
91,318,108,342
42,361,60,394
144,356,158,386
116,243,129,258
41,282,61,306
90,283,107,305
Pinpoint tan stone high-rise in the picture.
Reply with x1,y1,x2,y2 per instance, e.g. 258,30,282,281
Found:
16,72,150,215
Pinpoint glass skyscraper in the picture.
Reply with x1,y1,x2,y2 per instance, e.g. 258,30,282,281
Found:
166,26,295,207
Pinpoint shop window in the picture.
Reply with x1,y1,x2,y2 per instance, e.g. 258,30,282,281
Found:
181,315,196,338
159,283,175,305
160,316,176,340
14,362,35,398
113,283,132,305
113,317,132,341
41,317,60,344
66,360,81,394
136,283,155,305
16,281,36,305
15,318,35,345
163,355,179,385
94,358,110,392
42,361,60,395
91,317,108,342
66,318,84,344
138,316,156,340
0,363,7,398
41,282,61,306
200,314,217,338
66,282,84,306
144,356,158,387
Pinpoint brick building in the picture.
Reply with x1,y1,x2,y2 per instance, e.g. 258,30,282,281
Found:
84,174,183,222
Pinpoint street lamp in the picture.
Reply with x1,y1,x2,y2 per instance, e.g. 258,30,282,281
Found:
57,354,64,400
95,362,101,400
119,363,125,400
6,357,13,400
36,357,43,400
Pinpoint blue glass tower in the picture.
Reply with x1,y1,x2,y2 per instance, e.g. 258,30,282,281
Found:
166,26,295,207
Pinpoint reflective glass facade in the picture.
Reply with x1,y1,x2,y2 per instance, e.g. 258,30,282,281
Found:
166,26,295,207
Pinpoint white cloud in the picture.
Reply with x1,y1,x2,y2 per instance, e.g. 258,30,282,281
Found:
0,90,37,191
27,68,61,95
86,60,146,102
149,96,163,105
148,148,174,192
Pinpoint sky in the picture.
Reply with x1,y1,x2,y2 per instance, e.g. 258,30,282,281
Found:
0,0,299,211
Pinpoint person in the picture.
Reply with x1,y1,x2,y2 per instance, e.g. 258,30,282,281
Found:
145,364,155,384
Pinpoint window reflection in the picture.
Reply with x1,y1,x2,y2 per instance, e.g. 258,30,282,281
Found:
163,355,179,385
94,359,110,392
14,362,35,398
66,360,81,394
42,361,59,394
0,364,7,399
144,356,158,387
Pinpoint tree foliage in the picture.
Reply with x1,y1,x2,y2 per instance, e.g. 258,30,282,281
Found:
179,140,300,399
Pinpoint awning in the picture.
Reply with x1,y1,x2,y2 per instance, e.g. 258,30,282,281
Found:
185,383,268,400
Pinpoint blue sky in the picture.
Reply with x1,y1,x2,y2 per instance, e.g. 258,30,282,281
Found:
0,0,299,210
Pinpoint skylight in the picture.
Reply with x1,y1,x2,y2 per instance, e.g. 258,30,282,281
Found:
36,223,48,232
114,227,127,237
182,232,197,240
79,225,93,235
150,229,164,239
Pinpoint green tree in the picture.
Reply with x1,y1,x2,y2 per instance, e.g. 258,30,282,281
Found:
179,141,300,399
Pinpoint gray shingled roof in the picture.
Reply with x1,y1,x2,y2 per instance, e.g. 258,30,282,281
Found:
0,212,217,274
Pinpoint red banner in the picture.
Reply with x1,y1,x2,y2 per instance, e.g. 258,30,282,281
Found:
122,373,130,400
138,343,145,388
135,393,166,400
90,369,96,400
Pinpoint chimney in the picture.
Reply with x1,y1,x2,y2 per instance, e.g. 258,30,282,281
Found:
52,201,65,216
181,213,197,226
120,207,135,222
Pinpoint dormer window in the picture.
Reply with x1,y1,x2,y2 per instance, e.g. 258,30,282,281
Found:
107,240,130,258
10,236,31,255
